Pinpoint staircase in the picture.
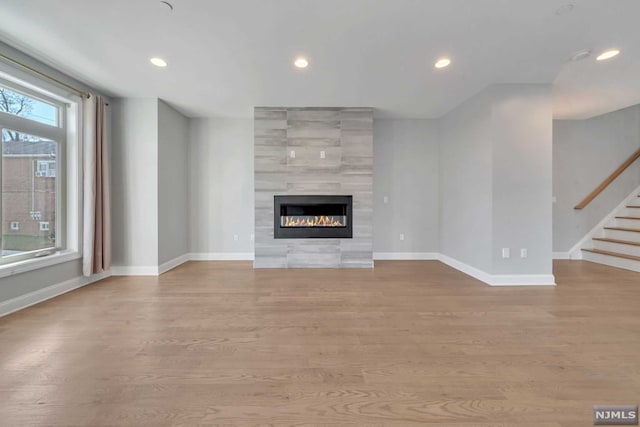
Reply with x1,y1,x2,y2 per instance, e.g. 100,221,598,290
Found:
581,196,640,272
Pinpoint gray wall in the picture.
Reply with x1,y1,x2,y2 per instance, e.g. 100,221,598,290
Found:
553,104,640,251
440,89,494,272
158,100,189,264
491,85,553,274
188,117,438,258
0,41,110,305
0,259,85,303
440,84,553,276
111,98,159,269
188,118,255,254
254,108,373,268
373,119,439,253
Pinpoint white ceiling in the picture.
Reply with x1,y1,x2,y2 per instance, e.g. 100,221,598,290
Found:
1,0,639,120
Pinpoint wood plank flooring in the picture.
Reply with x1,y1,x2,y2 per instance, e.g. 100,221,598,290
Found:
1,260,639,426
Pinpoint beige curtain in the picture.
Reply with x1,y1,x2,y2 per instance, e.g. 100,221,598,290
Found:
82,95,111,276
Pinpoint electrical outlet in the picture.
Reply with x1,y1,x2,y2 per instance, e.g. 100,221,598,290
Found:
320,150,326,159
383,196,389,204
399,233,405,241
520,248,527,258
233,234,239,241
290,150,296,159
502,248,510,259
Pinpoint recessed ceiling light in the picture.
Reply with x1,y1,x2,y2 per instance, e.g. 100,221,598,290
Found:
294,57,309,68
434,58,451,69
150,57,168,67
596,49,620,61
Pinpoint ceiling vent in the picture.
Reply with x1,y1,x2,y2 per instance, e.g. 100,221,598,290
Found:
570,49,592,61
556,3,575,16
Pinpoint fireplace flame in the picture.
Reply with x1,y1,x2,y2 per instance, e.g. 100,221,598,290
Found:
284,216,344,227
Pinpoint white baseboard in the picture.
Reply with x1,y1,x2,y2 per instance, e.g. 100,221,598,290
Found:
487,274,556,286
111,253,252,276
553,252,571,260
438,254,494,285
373,252,438,260
110,265,159,276
158,254,190,275
0,270,111,318
109,251,555,286
437,254,556,286
189,252,254,261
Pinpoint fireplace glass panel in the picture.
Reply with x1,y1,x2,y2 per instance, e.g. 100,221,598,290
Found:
280,204,347,228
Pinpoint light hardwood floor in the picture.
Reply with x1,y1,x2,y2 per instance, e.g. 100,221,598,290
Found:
1,260,639,426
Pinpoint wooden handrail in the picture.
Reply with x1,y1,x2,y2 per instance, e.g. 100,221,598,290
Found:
574,148,640,210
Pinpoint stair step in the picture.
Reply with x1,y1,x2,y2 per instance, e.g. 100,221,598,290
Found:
604,227,640,233
582,248,640,273
593,237,640,247
614,216,640,228
580,193,640,272
582,248,640,262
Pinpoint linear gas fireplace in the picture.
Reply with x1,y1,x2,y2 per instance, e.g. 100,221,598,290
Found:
274,195,353,239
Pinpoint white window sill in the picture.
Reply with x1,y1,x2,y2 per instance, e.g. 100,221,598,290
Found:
0,250,81,279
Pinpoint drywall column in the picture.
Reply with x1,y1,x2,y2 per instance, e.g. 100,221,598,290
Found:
491,84,553,276
158,100,189,266
440,90,494,272
111,98,190,274
440,84,554,284
111,99,159,273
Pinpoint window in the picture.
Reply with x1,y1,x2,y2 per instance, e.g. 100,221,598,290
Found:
36,160,56,178
0,86,58,127
0,76,79,270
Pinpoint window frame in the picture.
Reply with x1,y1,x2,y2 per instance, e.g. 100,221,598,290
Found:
0,65,83,278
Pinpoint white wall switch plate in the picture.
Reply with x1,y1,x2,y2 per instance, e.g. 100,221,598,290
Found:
502,248,510,259
520,248,527,258
290,150,295,158
233,234,239,241
383,196,389,204
399,233,405,241
320,150,326,159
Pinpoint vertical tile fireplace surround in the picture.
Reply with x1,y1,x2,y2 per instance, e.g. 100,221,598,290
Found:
254,107,373,268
